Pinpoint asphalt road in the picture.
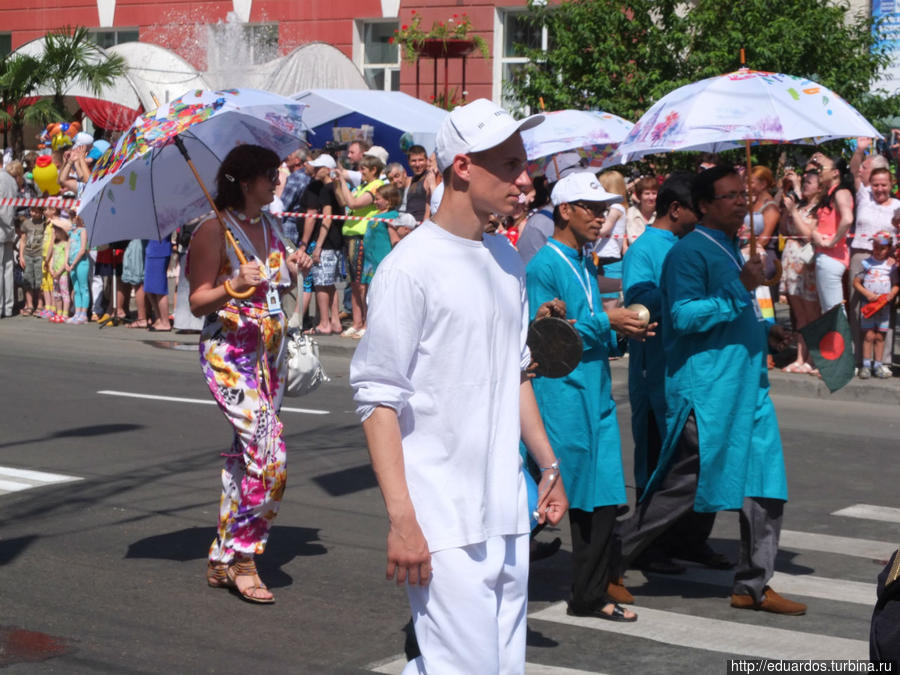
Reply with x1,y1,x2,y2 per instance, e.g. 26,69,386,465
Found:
1,317,898,674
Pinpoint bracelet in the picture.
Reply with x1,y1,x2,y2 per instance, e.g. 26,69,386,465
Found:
540,460,560,472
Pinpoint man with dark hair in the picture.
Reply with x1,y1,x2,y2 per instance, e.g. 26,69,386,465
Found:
527,171,649,622
279,148,310,245
622,172,731,576
615,165,807,616
403,144,430,222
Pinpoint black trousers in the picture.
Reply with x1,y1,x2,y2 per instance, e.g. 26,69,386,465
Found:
568,504,619,612
640,409,716,557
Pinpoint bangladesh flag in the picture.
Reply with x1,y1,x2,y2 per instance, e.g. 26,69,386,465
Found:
799,304,854,393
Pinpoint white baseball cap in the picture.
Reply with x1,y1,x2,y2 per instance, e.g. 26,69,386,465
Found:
364,145,389,165
551,171,623,207
73,132,94,148
435,98,543,172
308,154,337,169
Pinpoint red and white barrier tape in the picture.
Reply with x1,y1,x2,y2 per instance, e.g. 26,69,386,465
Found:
1,196,894,241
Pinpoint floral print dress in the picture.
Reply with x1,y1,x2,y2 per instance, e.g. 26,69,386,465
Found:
192,212,293,564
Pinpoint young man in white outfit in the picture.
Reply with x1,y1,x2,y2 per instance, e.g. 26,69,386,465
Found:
350,99,569,675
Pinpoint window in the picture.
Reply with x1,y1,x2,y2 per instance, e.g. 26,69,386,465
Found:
493,9,548,112
88,28,139,48
207,23,278,68
0,34,11,57
355,20,400,92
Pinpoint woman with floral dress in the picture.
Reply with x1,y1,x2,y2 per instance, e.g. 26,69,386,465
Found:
188,145,312,604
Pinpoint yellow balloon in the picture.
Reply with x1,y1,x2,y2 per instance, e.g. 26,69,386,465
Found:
33,156,60,196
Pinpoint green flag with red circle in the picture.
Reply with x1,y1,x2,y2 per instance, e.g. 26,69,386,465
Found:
799,303,854,392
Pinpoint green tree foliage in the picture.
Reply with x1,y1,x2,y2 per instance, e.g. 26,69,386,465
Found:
41,26,127,117
0,26,127,155
509,0,898,129
0,54,56,155
509,0,690,121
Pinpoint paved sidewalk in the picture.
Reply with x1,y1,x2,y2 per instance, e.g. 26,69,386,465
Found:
4,307,899,404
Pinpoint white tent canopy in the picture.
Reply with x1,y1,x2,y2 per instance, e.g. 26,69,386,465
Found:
13,37,143,112
291,89,448,154
107,42,211,109
205,42,368,93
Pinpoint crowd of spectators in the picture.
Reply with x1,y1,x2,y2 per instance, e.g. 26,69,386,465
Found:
2,130,898,380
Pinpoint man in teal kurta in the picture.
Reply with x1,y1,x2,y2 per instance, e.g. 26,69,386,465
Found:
622,172,731,574
527,171,649,621
616,165,807,616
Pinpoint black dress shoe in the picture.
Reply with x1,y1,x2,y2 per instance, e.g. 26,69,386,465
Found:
635,555,686,575
671,544,734,570
530,537,562,562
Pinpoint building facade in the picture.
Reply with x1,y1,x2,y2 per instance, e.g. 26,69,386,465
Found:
1,0,551,105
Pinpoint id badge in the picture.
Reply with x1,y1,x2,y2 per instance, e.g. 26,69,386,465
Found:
266,285,282,315
751,294,763,321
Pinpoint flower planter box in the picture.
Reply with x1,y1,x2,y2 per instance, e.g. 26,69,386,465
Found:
415,39,476,59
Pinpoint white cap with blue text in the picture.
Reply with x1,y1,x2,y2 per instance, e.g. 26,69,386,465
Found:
551,171,623,207
435,98,543,172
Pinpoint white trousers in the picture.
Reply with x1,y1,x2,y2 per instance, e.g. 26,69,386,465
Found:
403,534,529,675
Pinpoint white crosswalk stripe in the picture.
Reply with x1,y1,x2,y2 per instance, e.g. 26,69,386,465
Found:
365,508,896,673
528,603,868,660
368,655,603,675
0,466,82,496
831,504,900,524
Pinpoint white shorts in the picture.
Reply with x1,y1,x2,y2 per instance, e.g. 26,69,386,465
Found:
403,534,529,675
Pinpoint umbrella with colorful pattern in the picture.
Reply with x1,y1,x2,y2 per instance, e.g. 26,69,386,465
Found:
78,88,308,247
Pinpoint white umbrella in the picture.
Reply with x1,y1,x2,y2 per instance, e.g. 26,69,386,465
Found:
520,109,634,173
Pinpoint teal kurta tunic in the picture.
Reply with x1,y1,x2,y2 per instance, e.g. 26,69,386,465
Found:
621,227,677,490
526,238,627,510
644,225,788,512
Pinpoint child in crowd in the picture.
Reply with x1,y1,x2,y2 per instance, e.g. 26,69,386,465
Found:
360,183,401,286
45,207,72,323
37,206,57,318
853,231,899,379
65,216,90,324
17,205,45,316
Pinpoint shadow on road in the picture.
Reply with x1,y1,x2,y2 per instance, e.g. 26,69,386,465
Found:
0,423,144,451
0,535,38,567
125,525,327,589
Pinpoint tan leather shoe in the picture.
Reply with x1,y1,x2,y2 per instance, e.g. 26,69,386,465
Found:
607,577,634,604
730,585,806,615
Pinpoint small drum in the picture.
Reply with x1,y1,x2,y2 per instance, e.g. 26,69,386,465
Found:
526,316,583,378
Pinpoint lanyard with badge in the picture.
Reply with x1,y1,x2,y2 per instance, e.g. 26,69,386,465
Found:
226,211,282,316
547,240,594,315
696,229,762,321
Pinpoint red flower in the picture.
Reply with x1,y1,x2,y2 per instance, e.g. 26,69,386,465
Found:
388,37,394,44
401,24,408,29
453,13,458,18
411,9,416,14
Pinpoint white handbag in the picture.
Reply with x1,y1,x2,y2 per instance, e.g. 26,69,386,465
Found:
285,329,329,397
798,242,815,264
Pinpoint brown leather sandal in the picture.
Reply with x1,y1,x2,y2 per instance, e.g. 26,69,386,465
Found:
226,558,275,604
206,561,230,588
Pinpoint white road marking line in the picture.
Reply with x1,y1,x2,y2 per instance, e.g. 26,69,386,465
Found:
636,566,876,606
0,466,82,496
779,529,897,560
97,390,330,415
831,504,900,524
529,602,868,660
368,655,602,675
0,467,81,483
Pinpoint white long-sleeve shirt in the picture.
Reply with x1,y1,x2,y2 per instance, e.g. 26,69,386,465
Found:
350,220,531,552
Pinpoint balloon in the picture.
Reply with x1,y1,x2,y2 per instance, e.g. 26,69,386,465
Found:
33,155,60,196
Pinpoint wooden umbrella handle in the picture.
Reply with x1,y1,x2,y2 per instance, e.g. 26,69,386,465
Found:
173,136,256,299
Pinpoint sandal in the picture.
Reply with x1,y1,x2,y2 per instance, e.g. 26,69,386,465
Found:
781,362,805,374
226,558,275,604
304,327,330,336
340,327,360,338
206,561,230,588
21,307,34,316
128,319,149,329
